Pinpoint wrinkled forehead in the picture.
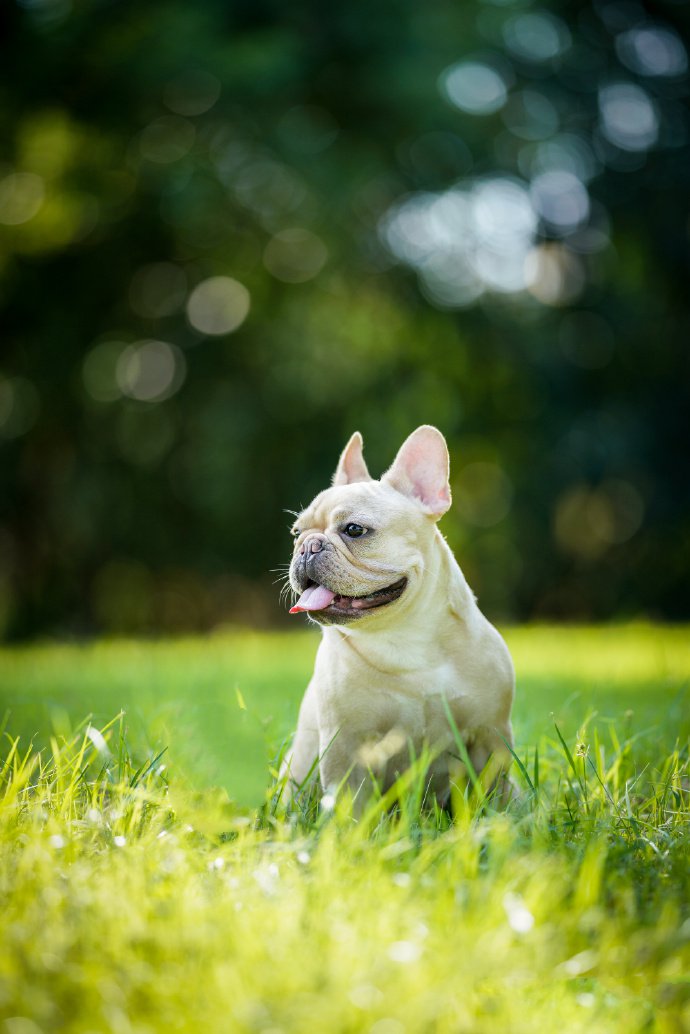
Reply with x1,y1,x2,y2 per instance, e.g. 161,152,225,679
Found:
296,481,412,529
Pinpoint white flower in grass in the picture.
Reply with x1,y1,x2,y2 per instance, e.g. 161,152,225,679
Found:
563,949,597,976
86,726,110,756
388,940,422,964
503,892,534,933
253,864,279,895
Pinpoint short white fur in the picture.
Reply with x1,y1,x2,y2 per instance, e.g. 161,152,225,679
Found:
284,425,516,806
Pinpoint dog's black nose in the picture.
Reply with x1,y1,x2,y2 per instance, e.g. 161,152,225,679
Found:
300,533,327,556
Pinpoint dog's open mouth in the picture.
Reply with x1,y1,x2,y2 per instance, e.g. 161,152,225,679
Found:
290,577,407,617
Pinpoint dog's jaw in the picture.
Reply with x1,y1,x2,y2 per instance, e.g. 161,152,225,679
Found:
290,576,408,624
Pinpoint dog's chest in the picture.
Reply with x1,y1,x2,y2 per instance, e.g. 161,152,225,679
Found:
322,655,468,748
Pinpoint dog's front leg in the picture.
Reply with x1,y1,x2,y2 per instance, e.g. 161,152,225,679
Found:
467,724,519,807
281,680,320,791
318,732,373,810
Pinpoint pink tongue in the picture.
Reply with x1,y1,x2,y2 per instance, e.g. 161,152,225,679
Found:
289,584,337,614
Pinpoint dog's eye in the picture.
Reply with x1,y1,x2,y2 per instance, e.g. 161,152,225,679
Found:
343,523,366,538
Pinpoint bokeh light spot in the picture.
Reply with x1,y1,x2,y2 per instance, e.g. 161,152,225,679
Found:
523,134,599,184
370,1019,405,1034
16,0,70,26
263,228,328,283
381,192,461,267
472,177,536,251
163,69,221,116
0,382,12,426
454,462,513,527
616,25,688,78
0,172,45,225
231,160,307,224
419,254,483,309
599,84,658,152
554,482,645,558
530,170,589,233
139,117,195,164
186,276,250,335
116,340,185,402
82,341,126,402
503,12,571,63
440,62,508,116
381,176,538,303
524,244,585,306
0,375,40,439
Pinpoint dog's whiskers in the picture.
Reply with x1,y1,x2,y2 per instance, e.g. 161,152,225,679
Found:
273,569,296,608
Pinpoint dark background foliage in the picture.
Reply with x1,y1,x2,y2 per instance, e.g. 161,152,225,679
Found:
0,0,688,638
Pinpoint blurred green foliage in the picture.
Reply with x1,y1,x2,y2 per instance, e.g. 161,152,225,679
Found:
0,0,688,636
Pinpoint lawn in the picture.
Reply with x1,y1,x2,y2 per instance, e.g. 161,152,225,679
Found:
0,624,688,1033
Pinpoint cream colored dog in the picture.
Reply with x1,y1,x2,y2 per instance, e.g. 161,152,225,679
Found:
284,425,516,806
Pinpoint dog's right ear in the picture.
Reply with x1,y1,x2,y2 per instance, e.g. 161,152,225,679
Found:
332,431,372,486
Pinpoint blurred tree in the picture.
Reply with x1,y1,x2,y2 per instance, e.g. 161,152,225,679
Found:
0,0,688,636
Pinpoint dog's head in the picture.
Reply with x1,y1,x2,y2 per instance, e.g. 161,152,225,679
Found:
287,426,452,626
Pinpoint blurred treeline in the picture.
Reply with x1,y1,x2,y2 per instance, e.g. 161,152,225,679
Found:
0,0,689,638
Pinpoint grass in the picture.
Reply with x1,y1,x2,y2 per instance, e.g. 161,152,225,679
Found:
1,623,688,803
0,624,688,1032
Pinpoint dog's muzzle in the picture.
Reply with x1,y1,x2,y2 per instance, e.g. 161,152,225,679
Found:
294,533,331,590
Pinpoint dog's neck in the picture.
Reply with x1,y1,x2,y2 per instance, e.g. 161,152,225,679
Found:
323,527,477,675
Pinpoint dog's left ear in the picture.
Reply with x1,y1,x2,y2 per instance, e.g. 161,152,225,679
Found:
382,425,451,519
332,431,373,486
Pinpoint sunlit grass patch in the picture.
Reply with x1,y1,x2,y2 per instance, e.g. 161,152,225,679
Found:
1,697,689,1034
0,623,688,805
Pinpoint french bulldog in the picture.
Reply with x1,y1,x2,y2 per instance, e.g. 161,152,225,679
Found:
283,425,516,807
